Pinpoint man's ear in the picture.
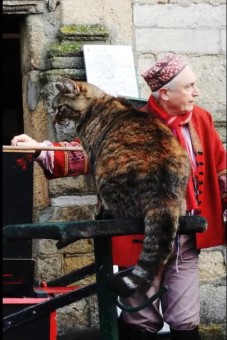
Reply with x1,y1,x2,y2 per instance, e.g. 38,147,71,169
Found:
158,87,170,101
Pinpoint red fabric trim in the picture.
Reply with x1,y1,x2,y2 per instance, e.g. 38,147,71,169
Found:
46,140,90,179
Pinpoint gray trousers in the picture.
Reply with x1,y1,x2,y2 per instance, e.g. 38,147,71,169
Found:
121,235,200,333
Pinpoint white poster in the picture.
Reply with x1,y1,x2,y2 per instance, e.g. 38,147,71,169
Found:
83,45,139,98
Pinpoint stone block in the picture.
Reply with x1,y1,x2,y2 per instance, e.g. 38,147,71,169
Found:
39,69,86,83
35,254,64,281
61,0,104,25
33,239,58,256
48,56,85,69
49,175,96,196
199,249,226,281
136,29,220,54
3,0,45,15
134,4,226,28
200,282,226,324
24,15,58,71
56,299,90,336
86,295,99,327
33,164,50,209
34,205,97,223
59,239,94,255
58,24,109,42
50,195,98,207
47,42,83,58
64,254,96,285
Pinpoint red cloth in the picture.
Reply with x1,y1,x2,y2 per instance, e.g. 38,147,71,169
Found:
44,138,90,179
112,235,144,267
189,106,226,249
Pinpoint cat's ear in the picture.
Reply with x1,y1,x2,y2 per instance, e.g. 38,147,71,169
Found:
55,78,80,98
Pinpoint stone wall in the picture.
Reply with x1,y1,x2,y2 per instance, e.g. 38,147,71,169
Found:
3,0,226,338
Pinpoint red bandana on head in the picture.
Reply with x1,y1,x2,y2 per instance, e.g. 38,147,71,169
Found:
146,96,198,211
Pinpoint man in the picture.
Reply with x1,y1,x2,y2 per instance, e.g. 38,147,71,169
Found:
12,54,226,340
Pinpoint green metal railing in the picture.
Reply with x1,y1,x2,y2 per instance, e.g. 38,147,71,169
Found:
3,215,207,339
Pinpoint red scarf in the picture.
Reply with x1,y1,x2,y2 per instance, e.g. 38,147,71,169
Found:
146,95,198,211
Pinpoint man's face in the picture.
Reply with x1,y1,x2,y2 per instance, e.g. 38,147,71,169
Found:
163,66,200,115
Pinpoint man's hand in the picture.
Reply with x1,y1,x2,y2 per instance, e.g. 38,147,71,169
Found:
11,134,40,147
11,134,43,158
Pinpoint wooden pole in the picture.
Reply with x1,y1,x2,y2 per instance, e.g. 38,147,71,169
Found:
3,145,83,153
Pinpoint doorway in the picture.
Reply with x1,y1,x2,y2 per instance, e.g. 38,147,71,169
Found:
2,15,24,145
2,15,33,260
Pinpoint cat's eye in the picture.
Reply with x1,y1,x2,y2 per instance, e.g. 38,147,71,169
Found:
58,105,65,113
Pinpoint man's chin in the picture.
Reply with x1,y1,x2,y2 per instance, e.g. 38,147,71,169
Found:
188,103,195,109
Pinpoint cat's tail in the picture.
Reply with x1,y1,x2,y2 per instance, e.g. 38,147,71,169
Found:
107,206,179,297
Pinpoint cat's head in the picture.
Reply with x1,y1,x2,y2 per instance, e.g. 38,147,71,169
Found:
51,78,106,141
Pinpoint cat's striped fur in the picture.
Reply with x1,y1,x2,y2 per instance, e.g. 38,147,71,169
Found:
52,78,190,297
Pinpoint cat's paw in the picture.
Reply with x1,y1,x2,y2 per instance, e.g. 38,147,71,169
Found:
106,275,137,298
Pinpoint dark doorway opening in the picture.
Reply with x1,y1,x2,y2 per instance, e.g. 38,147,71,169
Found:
2,16,33,273
2,15,24,145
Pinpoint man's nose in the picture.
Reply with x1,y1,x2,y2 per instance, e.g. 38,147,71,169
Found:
193,85,200,96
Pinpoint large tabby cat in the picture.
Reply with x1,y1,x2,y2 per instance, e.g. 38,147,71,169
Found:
52,78,190,298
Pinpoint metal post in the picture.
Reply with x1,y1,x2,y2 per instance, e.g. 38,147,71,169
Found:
94,237,119,340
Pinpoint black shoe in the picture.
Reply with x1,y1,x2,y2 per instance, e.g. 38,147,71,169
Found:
170,327,201,340
118,316,157,340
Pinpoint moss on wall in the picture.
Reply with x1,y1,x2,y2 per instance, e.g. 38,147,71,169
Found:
47,42,83,57
59,24,108,37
